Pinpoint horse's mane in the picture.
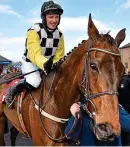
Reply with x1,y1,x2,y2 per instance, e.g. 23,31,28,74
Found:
52,40,85,70
101,31,115,46
52,32,116,70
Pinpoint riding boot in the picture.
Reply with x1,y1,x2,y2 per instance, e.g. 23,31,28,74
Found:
5,79,32,108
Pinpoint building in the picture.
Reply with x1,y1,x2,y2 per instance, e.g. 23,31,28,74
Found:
0,55,12,75
120,43,130,70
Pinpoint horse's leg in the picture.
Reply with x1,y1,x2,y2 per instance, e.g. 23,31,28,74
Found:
4,105,28,146
0,106,6,146
10,126,19,146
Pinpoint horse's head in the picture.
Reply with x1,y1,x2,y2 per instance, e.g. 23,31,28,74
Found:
78,14,125,141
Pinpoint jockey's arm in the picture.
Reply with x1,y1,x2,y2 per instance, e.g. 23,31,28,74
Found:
26,30,65,69
26,30,48,69
53,35,65,63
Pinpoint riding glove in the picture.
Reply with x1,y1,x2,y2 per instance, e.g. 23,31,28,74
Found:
43,56,53,74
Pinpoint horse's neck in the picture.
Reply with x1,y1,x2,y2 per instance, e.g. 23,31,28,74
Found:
47,49,85,118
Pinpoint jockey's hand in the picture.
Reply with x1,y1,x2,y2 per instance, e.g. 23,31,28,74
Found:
43,57,53,74
70,103,81,119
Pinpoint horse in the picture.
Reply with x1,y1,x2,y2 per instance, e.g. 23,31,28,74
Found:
0,14,125,146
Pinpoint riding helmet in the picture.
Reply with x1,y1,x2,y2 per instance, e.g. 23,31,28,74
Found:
41,0,63,18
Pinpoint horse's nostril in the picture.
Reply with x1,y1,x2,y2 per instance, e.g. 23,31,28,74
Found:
97,123,113,136
99,124,107,131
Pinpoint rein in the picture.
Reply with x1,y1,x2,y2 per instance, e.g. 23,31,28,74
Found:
29,72,73,142
38,72,67,141
27,71,81,143
79,45,121,118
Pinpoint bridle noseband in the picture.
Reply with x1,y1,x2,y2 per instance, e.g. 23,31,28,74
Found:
79,45,121,118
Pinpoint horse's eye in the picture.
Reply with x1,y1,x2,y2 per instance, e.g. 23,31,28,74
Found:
90,62,98,71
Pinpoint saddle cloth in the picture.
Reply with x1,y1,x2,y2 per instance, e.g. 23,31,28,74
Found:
0,79,25,104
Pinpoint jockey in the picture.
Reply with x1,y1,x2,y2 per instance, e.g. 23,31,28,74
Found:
5,0,64,107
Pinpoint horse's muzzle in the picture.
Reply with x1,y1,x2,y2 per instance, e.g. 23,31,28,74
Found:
90,121,120,141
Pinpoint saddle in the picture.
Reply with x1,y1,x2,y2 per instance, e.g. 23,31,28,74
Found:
0,79,26,104
0,73,28,136
0,71,22,85
0,72,25,104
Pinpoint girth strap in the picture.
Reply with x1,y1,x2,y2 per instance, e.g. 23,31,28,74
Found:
34,103,69,123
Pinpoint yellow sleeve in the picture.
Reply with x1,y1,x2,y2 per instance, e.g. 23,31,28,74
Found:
26,30,48,69
53,34,65,63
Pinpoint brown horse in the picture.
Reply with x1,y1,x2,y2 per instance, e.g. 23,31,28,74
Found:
0,14,125,146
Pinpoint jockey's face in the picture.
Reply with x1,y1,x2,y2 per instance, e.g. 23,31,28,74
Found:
46,14,59,30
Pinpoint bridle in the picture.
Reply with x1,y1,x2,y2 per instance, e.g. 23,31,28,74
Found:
79,44,121,118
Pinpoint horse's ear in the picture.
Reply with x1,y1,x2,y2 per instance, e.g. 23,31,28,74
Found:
88,13,99,38
115,28,126,47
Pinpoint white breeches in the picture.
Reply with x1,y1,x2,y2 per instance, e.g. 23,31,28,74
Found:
21,60,41,88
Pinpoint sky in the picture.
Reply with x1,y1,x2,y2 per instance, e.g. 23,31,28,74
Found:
0,0,130,62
